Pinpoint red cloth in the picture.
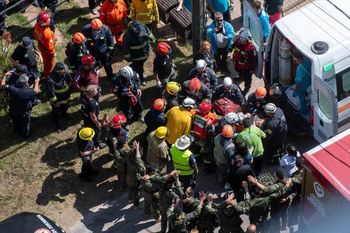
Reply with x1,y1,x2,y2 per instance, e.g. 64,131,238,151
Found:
77,68,99,89
232,38,256,72
269,12,282,26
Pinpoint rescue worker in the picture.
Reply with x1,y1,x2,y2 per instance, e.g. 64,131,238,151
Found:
206,12,235,73
261,103,288,164
65,32,90,73
197,192,218,233
159,174,183,233
33,11,55,80
112,66,143,122
167,192,206,233
236,117,266,176
165,97,196,145
293,52,311,115
182,77,211,105
189,59,218,91
144,98,166,137
147,126,169,174
214,125,236,189
191,101,217,173
122,20,153,86
99,0,128,46
130,0,159,30
81,85,106,149
1,74,40,138
142,164,161,220
212,76,246,106
163,81,181,112
106,113,128,188
246,86,267,115
74,54,99,94
216,111,245,135
170,135,198,190
154,42,176,88
77,127,99,182
47,62,72,130
1,64,29,86
37,0,57,31
126,140,145,206
232,30,257,95
11,36,40,79
81,18,114,80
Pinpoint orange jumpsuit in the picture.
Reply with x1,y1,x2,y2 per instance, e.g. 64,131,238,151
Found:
99,0,128,45
33,23,55,80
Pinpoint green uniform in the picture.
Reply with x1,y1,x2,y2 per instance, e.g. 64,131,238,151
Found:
167,204,203,233
142,173,163,218
126,152,145,206
197,201,217,233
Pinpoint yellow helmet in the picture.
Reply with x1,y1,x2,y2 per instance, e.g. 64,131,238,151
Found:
166,81,181,95
155,126,168,139
79,127,95,141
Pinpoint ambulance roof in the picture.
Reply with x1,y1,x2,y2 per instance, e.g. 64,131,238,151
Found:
275,0,350,74
304,128,350,201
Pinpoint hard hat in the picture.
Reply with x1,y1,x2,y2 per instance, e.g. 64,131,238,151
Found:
182,97,196,108
199,101,212,115
153,98,166,111
112,114,127,128
222,125,234,138
269,84,282,98
264,103,277,115
196,59,207,71
81,54,95,66
72,32,86,44
155,126,168,139
175,135,191,150
53,62,66,72
166,81,181,95
37,11,50,26
223,77,233,87
120,66,134,79
79,127,95,140
255,87,267,98
189,78,201,92
224,112,239,124
91,18,103,30
157,42,171,55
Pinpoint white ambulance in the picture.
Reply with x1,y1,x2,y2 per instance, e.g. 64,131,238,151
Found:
243,0,350,143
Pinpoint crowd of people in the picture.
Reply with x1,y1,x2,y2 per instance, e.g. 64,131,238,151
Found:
0,0,306,232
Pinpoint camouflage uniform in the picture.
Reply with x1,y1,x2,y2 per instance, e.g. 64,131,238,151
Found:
125,151,145,206
167,203,203,233
197,201,218,233
142,173,163,219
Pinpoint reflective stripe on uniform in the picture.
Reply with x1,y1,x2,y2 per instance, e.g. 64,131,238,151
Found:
129,41,148,50
55,85,69,94
50,96,57,102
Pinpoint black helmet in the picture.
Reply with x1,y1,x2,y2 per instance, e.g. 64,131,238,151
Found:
269,83,282,98
53,62,66,72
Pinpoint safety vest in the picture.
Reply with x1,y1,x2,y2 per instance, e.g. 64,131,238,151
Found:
170,146,194,176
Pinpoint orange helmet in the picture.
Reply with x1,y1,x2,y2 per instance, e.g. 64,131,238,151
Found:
81,54,95,66
255,87,267,98
112,114,127,129
72,32,86,44
37,11,50,26
222,125,234,138
157,42,171,55
153,98,166,111
91,18,103,30
199,101,212,115
189,78,201,93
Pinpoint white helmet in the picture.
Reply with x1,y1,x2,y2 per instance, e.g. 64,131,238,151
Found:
196,59,207,71
223,77,233,87
182,97,196,108
120,66,133,79
264,103,277,115
224,112,239,124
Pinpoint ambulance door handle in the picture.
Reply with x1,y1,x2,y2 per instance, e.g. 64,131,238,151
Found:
320,120,324,127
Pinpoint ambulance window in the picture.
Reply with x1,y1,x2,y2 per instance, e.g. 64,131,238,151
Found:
336,68,350,101
318,91,333,119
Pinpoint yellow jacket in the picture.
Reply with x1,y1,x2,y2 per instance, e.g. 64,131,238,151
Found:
165,106,193,145
131,0,159,25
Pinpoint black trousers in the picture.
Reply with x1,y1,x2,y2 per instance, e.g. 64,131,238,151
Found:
214,47,228,72
253,155,264,176
118,97,143,121
10,112,31,138
131,59,147,83
51,103,68,125
81,155,93,177
239,70,253,95
84,120,102,148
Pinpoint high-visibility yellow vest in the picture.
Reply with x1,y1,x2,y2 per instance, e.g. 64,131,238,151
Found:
170,145,194,176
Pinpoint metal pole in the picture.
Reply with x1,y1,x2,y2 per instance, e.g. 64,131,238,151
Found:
192,0,206,62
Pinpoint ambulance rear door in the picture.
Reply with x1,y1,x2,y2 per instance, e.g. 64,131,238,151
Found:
243,0,264,78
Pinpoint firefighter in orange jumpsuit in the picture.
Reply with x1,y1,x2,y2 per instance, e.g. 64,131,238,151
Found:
100,0,128,46
33,11,55,80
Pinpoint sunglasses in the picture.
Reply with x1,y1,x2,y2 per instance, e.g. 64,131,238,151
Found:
216,19,223,22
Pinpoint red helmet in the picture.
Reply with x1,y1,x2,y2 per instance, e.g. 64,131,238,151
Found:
199,101,212,115
189,78,201,93
153,98,166,111
72,32,86,44
157,42,171,55
81,54,95,66
112,114,127,128
37,11,50,26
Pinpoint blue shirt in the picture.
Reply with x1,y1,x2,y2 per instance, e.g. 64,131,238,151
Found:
258,10,271,39
207,20,235,53
207,0,229,13
295,58,311,90
279,152,301,177
6,85,36,115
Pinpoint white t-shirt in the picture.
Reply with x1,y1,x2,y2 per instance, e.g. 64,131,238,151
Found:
279,152,301,177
